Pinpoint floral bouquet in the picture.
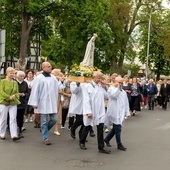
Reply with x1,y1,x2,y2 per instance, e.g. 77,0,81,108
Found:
69,64,101,78
68,64,101,82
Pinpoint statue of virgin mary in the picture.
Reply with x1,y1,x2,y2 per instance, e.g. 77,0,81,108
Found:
80,33,97,67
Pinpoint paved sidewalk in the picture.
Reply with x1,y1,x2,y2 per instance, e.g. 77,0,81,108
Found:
0,106,170,170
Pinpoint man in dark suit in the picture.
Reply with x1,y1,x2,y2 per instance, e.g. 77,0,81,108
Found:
147,79,158,110
160,79,170,110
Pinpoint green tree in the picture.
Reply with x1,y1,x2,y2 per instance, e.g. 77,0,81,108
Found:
0,0,63,70
41,0,111,72
138,6,170,80
106,0,163,74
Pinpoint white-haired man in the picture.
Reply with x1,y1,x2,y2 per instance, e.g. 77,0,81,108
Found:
104,76,131,151
79,71,110,154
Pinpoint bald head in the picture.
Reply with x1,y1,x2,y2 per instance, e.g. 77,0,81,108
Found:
42,62,52,73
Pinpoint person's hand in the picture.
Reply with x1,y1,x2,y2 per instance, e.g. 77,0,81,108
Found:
19,93,25,97
67,94,71,98
33,106,38,109
59,90,64,95
100,81,107,88
125,90,131,93
87,114,93,119
114,82,120,88
10,95,16,100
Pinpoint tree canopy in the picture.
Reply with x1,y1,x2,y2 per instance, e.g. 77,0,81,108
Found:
0,0,170,77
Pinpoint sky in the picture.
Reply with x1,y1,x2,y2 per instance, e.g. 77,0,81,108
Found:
162,0,170,8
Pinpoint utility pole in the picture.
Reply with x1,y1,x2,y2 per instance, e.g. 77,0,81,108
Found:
0,29,6,79
146,8,152,79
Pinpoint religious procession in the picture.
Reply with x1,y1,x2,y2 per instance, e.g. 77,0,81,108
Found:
0,33,170,157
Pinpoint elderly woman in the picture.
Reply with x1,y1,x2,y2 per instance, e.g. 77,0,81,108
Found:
16,71,30,138
0,67,20,141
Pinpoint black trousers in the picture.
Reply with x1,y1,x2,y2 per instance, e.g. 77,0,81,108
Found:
62,108,74,128
17,108,25,132
148,95,155,109
71,114,84,138
68,117,74,129
80,123,104,150
62,108,68,127
162,96,168,109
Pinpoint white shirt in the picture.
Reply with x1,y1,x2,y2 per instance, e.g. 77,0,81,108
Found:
82,81,108,126
28,74,63,114
105,86,130,126
68,82,86,117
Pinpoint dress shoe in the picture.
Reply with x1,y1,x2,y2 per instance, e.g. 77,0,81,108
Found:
99,148,111,154
131,112,135,116
13,137,20,141
44,140,51,145
19,133,24,138
70,131,76,139
0,136,6,140
90,132,95,137
118,145,127,151
79,143,87,150
104,139,111,147
34,123,38,128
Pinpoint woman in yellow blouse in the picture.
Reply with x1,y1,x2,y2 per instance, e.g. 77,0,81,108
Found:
0,67,20,141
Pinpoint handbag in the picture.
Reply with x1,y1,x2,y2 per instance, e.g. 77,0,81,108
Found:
4,100,10,106
61,96,70,109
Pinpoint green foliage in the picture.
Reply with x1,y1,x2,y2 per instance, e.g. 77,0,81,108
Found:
138,7,170,77
47,60,57,69
122,63,140,78
1,0,169,77
41,0,111,71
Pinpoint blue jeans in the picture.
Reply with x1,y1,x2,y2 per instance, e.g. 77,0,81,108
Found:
40,113,57,142
104,124,122,146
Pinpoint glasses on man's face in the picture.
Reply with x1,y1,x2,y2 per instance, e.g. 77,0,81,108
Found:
118,82,123,84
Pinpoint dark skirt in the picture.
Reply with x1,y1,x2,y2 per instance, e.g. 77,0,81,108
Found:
130,95,141,111
25,105,34,115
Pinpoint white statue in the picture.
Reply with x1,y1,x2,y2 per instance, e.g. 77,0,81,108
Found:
80,33,97,67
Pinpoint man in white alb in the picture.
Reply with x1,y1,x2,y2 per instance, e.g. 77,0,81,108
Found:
79,71,110,154
28,62,63,145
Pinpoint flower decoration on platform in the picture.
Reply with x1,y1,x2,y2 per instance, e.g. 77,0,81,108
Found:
69,64,101,78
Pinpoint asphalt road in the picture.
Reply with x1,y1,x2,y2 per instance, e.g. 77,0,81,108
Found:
0,105,170,170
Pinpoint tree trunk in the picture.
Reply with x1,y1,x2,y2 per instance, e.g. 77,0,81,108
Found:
18,1,34,70
117,39,128,74
110,58,118,73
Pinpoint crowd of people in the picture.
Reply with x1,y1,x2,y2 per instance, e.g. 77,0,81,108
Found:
0,62,170,154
